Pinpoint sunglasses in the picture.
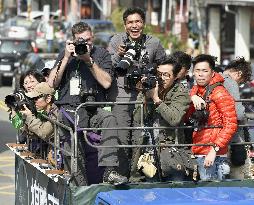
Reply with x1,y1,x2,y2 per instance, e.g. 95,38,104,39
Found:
32,94,44,101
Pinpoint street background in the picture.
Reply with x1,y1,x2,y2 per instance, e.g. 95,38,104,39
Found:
0,86,16,204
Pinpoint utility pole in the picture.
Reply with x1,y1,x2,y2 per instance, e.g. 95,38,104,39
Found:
194,0,205,53
147,0,152,24
69,0,80,24
16,0,21,15
27,0,32,20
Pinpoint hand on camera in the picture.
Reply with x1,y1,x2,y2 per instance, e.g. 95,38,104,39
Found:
117,44,126,56
19,104,32,117
64,40,75,58
143,79,160,102
191,95,206,110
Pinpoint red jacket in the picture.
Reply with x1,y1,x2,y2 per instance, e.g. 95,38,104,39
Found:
189,73,237,155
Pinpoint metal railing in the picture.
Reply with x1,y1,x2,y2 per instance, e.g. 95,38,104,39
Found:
22,99,254,177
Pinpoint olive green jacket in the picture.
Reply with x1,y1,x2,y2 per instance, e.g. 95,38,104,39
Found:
133,82,190,144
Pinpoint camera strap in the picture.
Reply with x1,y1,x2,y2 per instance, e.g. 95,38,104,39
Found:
52,58,63,88
203,82,223,101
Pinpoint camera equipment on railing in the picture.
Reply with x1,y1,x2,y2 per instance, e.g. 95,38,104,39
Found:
5,90,37,115
73,37,88,55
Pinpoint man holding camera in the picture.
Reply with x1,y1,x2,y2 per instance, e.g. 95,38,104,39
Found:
108,7,166,177
132,56,191,181
188,54,237,180
171,51,192,85
20,82,57,140
17,82,58,161
191,57,252,179
48,22,127,186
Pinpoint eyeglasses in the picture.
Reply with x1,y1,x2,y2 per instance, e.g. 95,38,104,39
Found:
157,71,171,79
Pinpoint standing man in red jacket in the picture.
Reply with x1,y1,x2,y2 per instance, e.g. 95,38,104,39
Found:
189,54,237,180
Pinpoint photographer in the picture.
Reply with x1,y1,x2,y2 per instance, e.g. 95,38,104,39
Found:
108,7,166,177
132,56,191,181
187,54,238,180
20,82,58,166
191,57,252,179
20,82,57,140
48,22,127,186
171,51,193,88
8,70,46,144
5,82,57,159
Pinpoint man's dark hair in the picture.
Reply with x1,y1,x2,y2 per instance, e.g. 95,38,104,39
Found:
192,54,216,70
172,51,192,70
225,57,252,83
123,7,145,24
159,56,182,77
20,70,46,91
72,21,92,38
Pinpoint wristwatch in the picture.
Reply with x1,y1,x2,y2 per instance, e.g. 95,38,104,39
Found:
87,58,94,67
213,145,220,152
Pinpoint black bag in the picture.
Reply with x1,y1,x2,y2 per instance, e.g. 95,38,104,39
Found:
230,144,247,166
160,147,198,180
230,128,249,166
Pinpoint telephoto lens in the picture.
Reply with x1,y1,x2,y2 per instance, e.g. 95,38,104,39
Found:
116,49,136,75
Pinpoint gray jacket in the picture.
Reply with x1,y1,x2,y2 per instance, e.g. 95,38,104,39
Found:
222,73,246,143
108,33,166,100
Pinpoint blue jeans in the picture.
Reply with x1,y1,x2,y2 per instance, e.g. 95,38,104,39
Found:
196,156,230,180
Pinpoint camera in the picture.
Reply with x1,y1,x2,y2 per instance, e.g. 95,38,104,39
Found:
189,105,209,130
124,66,158,91
142,75,158,91
5,90,37,115
116,41,143,75
73,37,88,55
80,87,98,112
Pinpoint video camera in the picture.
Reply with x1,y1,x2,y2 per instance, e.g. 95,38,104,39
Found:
116,41,143,75
124,66,159,91
5,90,37,115
73,37,88,55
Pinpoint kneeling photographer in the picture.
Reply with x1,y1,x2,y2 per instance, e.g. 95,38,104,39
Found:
5,70,46,144
48,22,127,186
132,56,192,181
19,82,57,140
5,82,57,159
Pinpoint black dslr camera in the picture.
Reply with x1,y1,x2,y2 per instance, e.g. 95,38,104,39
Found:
73,37,88,55
189,104,209,131
124,66,158,91
5,90,37,115
116,41,143,75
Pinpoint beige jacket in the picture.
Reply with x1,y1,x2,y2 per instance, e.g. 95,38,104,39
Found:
24,104,58,141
